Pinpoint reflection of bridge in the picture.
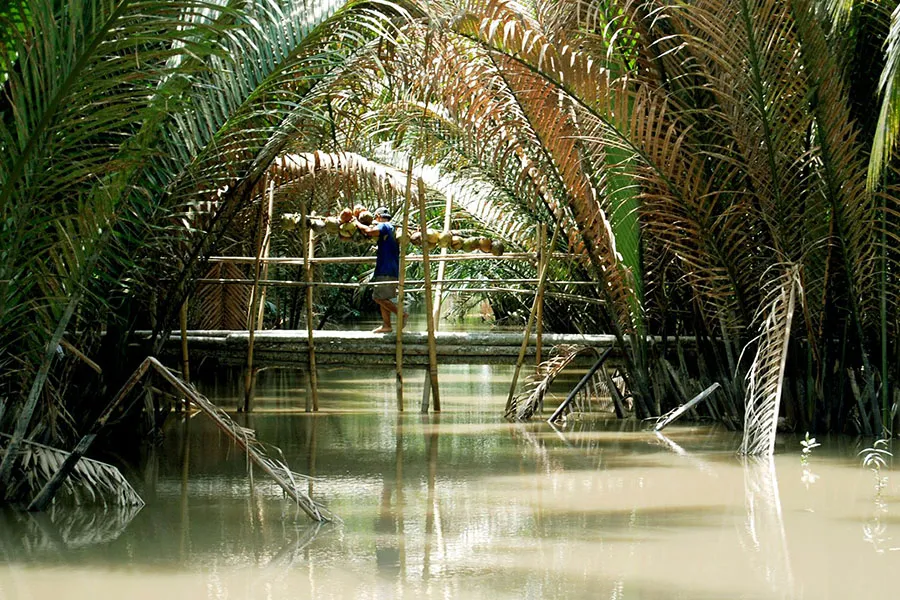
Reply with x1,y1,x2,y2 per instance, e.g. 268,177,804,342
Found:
155,330,629,367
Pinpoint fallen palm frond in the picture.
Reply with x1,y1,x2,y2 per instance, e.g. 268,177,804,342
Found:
507,345,607,421
740,267,801,456
23,357,333,522
0,433,143,508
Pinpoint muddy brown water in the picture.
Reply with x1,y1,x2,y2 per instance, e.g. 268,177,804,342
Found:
1,365,897,599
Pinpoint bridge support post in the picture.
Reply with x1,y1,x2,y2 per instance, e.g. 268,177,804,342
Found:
395,158,413,410
302,196,319,412
418,177,440,412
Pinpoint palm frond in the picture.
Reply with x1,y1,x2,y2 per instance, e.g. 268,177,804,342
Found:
1,433,144,507
507,345,604,420
740,266,800,456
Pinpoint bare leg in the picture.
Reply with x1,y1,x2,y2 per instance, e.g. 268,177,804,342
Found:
373,300,393,333
372,299,408,332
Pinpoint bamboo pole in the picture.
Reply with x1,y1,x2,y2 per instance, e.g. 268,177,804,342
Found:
655,383,721,431
505,224,562,412
255,186,275,327
547,347,614,423
302,197,319,412
192,277,600,287
396,158,414,410
242,183,271,412
208,252,574,265
179,299,190,412
418,178,440,413
535,224,547,369
422,174,454,409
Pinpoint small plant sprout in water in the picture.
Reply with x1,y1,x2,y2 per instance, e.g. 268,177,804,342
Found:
800,432,820,488
859,437,897,553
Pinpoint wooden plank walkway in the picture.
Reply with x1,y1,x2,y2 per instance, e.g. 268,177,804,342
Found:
148,330,630,367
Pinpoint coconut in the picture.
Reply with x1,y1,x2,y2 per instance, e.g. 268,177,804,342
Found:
339,221,356,239
438,231,453,248
358,210,374,226
491,240,505,256
478,237,493,253
339,207,353,223
310,218,326,233
353,204,366,218
462,237,479,252
325,217,340,235
411,231,423,246
450,235,463,250
398,231,411,246
281,214,298,231
425,230,440,245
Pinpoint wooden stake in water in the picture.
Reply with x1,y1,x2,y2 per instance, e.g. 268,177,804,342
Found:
535,224,547,369
505,224,561,412
243,181,272,412
302,197,319,412
395,158,414,410
179,299,190,412
422,173,454,409
418,177,440,412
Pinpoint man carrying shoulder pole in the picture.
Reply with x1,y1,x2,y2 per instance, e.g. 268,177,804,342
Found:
354,207,407,333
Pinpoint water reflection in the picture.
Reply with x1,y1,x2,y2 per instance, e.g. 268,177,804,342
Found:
0,368,898,599
740,457,795,599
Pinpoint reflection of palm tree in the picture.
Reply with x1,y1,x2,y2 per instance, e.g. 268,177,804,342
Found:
739,457,795,598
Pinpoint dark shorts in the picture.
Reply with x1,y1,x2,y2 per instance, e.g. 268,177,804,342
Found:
373,274,398,301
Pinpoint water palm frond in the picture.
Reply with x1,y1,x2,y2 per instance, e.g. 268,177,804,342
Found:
507,345,603,421
1,434,144,508
740,266,800,456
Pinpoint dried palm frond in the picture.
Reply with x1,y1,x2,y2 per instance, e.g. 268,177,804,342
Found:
1,434,143,508
194,263,253,330
740,266,800,456
507,344,600,420
144,358,335,522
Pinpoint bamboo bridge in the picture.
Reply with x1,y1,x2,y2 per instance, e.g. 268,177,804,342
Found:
151,329,628,368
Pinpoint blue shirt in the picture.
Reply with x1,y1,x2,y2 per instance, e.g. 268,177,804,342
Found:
374,222,399,277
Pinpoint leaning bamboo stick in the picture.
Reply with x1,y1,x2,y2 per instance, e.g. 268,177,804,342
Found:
505,224,562,412
395,158,414,410
418,177,440,413
302,198,319,412
535,224,547,369
179,299,190,412
422,174,454,409
243,183,271,412
255,186,275,327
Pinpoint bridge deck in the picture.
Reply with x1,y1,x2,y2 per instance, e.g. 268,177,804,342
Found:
154,330,627,367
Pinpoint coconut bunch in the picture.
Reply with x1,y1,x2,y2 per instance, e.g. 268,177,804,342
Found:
409,230,505,255
281,209,505,254
281,205,374,241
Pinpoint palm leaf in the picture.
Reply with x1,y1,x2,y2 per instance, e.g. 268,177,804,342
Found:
740,266,800,456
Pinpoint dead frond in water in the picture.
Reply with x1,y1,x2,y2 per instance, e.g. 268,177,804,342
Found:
507,345,604,421
1,433,143,508
740,267,800,456
146,358,335,522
